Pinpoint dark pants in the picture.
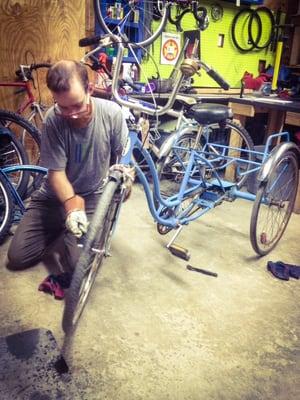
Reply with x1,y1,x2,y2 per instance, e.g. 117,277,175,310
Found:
6,191,100,272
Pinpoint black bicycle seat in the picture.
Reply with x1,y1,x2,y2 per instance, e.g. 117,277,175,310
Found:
186,103,233,124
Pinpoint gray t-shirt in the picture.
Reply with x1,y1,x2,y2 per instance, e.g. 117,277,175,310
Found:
39,97,128,198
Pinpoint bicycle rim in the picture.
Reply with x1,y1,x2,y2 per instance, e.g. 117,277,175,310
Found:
250,151,298,256
0,133,29,197
0,110,41,165
158,121,253,197
158,133,199,199
93,0,168,47
0,174,14,244
199,120,254,187
62,179,121,333
72,247,106,326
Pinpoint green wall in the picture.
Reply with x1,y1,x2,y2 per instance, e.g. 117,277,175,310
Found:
141,1,276,88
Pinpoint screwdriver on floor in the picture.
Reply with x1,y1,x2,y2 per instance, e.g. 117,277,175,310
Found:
186,264,218,277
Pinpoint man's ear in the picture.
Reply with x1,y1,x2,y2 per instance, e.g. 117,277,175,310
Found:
88,82,94,94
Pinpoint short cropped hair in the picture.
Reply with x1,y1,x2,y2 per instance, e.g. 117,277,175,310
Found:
46,60,89,93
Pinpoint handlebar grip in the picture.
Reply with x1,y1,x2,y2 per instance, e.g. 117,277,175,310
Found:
206,68,230,90
30,63,52,70
79,35,103,47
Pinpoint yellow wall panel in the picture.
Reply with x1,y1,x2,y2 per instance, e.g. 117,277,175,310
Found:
141,1,276,89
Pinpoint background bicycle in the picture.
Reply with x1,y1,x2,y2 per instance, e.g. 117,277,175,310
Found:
0,63,51,128
0,63,51,164
0,160,47,244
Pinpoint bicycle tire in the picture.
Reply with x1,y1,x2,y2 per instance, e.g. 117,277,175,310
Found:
157,128,199,199
199,120,254,187
168,6,190,31
157,120,254,198
250,151,298,256
62,178,122,334
0,172,15,244
153,0,165,20
0,109,41,161
0,109,43,198
0,132,29,198
248,7,275,50
231,8,262,52
93,0,169,48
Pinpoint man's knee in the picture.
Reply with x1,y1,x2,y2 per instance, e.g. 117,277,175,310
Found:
6,241,41,271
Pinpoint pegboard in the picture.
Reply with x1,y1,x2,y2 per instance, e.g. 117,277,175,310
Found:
140,0,277,88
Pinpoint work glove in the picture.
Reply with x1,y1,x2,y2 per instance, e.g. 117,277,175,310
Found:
109,164,135,202
64,195,89,238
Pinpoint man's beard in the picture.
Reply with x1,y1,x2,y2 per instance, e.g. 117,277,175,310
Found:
66,102,93,128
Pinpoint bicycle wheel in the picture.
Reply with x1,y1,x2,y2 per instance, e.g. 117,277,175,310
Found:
250,151,299,256
0,110,43,198
198,120,254,186
93,0,169,47
157,129,200,199
0,109,41,164
62,178,122,334
0,132,29,198
0,173,15,244
157,120,254,198
231,8,262,52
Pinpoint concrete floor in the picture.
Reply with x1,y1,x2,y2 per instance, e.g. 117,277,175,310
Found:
0,184,299,400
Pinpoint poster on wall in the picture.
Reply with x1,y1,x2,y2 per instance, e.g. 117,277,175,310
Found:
160,32,181,65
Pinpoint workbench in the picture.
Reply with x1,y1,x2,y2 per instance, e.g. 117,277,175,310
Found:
132,92,300,212
228,96,300,213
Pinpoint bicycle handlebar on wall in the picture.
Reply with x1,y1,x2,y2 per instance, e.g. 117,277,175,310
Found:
15,63,52,80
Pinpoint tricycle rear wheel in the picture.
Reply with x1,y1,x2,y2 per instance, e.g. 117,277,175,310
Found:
250,150,298,256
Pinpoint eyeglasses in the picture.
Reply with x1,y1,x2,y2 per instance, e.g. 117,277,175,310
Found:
54,94,91,119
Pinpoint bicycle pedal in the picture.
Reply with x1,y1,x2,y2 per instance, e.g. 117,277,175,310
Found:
168,244,190,261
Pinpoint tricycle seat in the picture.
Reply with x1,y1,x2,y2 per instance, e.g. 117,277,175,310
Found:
187,103,233,124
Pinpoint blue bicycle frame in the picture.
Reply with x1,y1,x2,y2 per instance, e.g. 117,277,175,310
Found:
120,128,234,228
120,128,292,230
1,165,47,212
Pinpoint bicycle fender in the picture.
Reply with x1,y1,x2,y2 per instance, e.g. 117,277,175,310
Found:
158,125,197,159
257,142,300,183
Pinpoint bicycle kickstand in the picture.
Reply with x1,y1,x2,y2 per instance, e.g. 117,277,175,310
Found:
166,225,191,261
